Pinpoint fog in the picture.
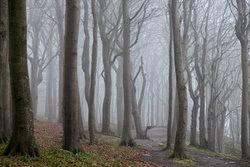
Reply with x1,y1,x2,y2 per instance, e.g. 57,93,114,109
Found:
2,0,248,160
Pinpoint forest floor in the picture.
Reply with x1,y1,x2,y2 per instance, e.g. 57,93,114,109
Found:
0,120,249,167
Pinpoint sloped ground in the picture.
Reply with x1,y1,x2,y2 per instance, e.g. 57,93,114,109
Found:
0,121,249,167
0,120,159,167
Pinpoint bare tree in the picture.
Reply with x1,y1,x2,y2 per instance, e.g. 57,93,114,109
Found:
54,0,65,123
88,0,98,144
4,0,39,157
234,0,250,159
170,0,188,159
120,0,135,147
62,0,81,153
166,0,173,150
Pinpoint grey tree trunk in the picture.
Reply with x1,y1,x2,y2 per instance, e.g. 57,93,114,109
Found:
166,0,173,149
82,0,90,105
4,0,39,156
235,0,249,159
131,58,147,139
171,91,178,145
63,0,81,153
170,0,188,159
217,104,226,153
88,0,98,144
115,57,124,136
55,0,65,123
120,0,135,147
98,0,113,135
150,88,155,126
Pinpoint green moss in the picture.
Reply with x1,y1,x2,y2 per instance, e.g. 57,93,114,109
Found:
0,141,138,167
171,158,196,166
0,144,104,167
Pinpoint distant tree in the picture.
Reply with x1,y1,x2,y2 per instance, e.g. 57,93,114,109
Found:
54,0,65,123
170,0,188,159
131,57,147,139
3,0,38,157
82,0,91,122
62,0,81,153
98,0,121,135
45,24,57,122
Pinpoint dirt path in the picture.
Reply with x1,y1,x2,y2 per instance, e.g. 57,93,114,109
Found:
135,128,250,167
136,139,250,167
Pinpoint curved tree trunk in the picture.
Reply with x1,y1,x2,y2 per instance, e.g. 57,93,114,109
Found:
131,86,146,139
4,0,39,156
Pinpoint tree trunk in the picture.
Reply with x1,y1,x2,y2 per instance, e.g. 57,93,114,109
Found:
55,0,65,123
101,64,112,134
4,0,39,156
171,91,178,145
2,47,11,139
120,0,135,147
131,86,146,139
88,0,98,144
207,80,216,152
235,0,249,158
217,104,226,153
62,0,81,153
150,89,154,126
190,99,199,146
98,0,113,135
45,31,56,122
166,0,173,149
170,0,188,159
116,57,124,136
0,0,9,143
240,41,249,158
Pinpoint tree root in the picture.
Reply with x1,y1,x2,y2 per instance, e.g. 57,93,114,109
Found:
119,139,136,147
3,141,39,157
169,152,187,160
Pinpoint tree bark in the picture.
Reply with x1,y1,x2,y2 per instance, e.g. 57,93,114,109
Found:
55,0,65,123
4,0,39,156
120,0,135,147
235,0,249,159
98,0,113,135
170,0,188,159
0,0,9,143
88,0,98,144
166,0,173,149
62,0,81,153
115,57,124,136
